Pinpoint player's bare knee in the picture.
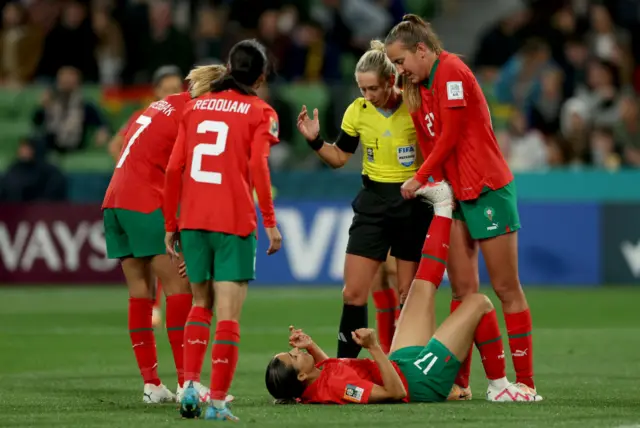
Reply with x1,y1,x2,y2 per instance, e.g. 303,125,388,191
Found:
464,293,493,313
191,282,213,310
492,280,524,305
342,284,368,305
449,276,480,300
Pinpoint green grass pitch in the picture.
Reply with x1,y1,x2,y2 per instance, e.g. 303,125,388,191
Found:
0,286,639,428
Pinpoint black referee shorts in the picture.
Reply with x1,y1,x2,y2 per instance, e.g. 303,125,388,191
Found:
346,176,433,263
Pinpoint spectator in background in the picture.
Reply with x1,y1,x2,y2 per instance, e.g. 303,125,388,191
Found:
256,8,294,76
562,35,589,98
529,67,564,135
587,3,630,64
498,109,548,171
565,59,623,130
589,126,621,169
36,0,99,82
32,66,109,154
283,20,340,82
495,38,553,112
0,2,43,87
615,95,640,167
0,137,66,202
194,7,224,64
138,1,195,81
474,6,529,82
92,7,124,85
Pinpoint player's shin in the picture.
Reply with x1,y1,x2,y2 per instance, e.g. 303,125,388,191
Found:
165,293,192,386
415,213,452,287
128,297,160,386
504,309,535,390
475,308,508,389
183,305,212,384
372,271,398,354
209,319,240,409
450,299,472,390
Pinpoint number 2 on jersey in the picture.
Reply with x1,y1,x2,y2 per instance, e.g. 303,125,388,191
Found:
190,120,229,185
425,113,435,137
413,352,438,375
116,115,152,168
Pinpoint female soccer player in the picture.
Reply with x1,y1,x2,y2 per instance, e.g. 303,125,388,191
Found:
297,40,431,357
102,65,224,403
163,39,282,422
384,14,541,399
265,182,539,404
106,65,185,329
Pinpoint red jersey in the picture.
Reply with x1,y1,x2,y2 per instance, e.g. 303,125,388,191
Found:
411,51,513,200
102,92,191,213
301,358,409,404
163,89,278,236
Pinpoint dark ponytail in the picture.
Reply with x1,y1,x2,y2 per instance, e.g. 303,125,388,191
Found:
211,39,269,96
265,357,306,404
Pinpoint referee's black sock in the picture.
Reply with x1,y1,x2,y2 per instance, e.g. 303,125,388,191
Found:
337,304,368,358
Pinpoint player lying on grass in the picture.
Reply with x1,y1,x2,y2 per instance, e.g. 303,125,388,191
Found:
102,64,225,404
265,182,540,404
163,39,282,421
385,14,540,400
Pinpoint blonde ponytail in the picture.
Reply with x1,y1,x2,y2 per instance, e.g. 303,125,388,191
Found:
355,39,396,82
186,64,227,98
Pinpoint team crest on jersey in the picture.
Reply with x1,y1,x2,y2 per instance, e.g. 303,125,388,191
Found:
344,384,365,403
366,147,375,162
269,116,279,138
447,81,464,100
397,145,416,167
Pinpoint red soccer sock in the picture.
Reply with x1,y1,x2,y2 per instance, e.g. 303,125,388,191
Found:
209,320,240,401
128,297,160,386
504,309,535,389
183,306,213,383
154,280,163,309
474,309,506,381
416,215,452,287
165,293,192,387
373,289,398,354
450,299,472,388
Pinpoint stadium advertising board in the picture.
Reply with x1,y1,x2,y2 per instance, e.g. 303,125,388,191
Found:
0,204,122,283
602,204,640,284
0,202,601,285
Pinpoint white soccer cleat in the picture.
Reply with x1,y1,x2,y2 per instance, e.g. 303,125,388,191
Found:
143,383,176,403
415,181,453,207
486,382,542,402
514,382,543,401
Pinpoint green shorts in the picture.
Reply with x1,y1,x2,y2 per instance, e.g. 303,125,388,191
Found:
389,338,461,402
453,181,521,240
180,229,257,283
103,208,166,259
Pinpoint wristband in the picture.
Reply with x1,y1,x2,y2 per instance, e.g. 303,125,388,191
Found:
307,135,323,151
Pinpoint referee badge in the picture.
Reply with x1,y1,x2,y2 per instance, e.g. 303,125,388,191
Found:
366,147,375,162
397,145,416,167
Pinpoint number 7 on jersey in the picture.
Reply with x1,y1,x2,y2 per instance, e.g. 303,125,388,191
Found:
116,115,152,168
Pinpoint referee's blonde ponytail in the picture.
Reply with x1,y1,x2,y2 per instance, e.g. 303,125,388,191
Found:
186,64,227,98
355,40,396,83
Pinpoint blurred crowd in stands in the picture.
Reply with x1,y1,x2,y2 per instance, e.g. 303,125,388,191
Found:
1,0,640,202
